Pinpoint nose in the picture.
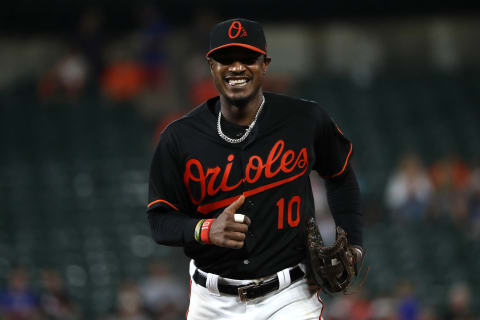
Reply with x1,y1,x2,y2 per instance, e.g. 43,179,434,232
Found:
228,60,246,73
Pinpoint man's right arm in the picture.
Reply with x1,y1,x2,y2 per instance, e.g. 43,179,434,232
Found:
147,208,199,246
147,127,199,246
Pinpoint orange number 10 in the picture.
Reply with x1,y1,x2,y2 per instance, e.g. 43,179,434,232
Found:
276,195,301,229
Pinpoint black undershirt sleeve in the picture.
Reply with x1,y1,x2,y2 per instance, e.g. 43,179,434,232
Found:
324,164,363,247
147,207,199,246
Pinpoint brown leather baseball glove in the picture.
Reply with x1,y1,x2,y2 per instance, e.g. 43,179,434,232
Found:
305,217,367,294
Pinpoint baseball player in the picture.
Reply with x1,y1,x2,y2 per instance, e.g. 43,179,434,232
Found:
147,18,363,320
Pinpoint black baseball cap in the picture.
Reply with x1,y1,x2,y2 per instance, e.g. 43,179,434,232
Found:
206,18,267,58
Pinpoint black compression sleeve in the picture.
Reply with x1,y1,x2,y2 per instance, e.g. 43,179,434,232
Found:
147,209,199,246
324,165,363,247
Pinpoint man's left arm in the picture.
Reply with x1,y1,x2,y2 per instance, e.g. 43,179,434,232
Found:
324,164,363,260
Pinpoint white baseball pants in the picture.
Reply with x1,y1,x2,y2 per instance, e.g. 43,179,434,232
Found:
187,260,324,320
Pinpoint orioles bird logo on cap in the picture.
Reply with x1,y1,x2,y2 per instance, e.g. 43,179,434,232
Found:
228,21,248,39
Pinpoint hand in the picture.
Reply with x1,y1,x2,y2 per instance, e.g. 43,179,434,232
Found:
351,246,363,264
209,195,251,249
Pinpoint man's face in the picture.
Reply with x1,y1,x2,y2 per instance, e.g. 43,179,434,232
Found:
208,47,270,104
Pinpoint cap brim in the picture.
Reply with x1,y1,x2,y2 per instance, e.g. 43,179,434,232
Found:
206,43,266,58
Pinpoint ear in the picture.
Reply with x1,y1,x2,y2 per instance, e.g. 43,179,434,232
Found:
262,56,271,74
207,58,215,75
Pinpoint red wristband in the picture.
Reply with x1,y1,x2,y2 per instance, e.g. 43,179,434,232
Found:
200,219,215,244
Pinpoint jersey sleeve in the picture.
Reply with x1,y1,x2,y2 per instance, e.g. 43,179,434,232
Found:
312,105,353,178
325,166,363,247
147,126,198,246
147,127,188,212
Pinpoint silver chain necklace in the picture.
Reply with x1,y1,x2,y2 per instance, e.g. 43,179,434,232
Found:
217,96,265,144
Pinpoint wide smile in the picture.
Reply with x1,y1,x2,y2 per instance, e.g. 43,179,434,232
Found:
225,78,250,88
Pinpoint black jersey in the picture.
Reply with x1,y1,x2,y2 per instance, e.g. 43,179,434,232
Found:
147,92,356,279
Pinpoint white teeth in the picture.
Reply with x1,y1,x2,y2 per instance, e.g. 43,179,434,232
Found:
228,79,248,86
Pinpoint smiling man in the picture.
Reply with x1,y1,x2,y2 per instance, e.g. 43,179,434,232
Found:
147,18,364,319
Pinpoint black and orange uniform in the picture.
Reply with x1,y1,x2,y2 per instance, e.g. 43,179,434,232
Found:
147,92,362,279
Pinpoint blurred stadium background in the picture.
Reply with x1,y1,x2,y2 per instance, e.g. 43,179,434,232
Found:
1,1,480,319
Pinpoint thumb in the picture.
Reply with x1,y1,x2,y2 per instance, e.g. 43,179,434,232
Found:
226,195,245,213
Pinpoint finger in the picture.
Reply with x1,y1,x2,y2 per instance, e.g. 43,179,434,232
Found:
225,195,245,213
225,231,246,241
226,222,248,233
223,239,245,249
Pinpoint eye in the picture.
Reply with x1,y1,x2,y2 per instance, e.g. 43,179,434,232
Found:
241,57,260,65
214,57,235,65
213,55,260,66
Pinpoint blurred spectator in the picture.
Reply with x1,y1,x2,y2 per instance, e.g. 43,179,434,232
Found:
428,155,471,224
349,290,373,320
429,155,471,191
101,57,146,102
385,154,433,220
130,6,183,119
0,267,42,319
370,293,397,320
325,295,353,320
395,280,420,320
442,282,475,320
324,291,372,320
39,269,78,320
419,307,439,320
36,8,103,101
106,281,150,320
136,5,170,89
37,49,89,101
139,259,187,320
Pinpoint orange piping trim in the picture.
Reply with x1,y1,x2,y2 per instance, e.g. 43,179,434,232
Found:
317,290,324,319
147,199,179,211
323,142,352,179
185,279,191,320
206,43,266,57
